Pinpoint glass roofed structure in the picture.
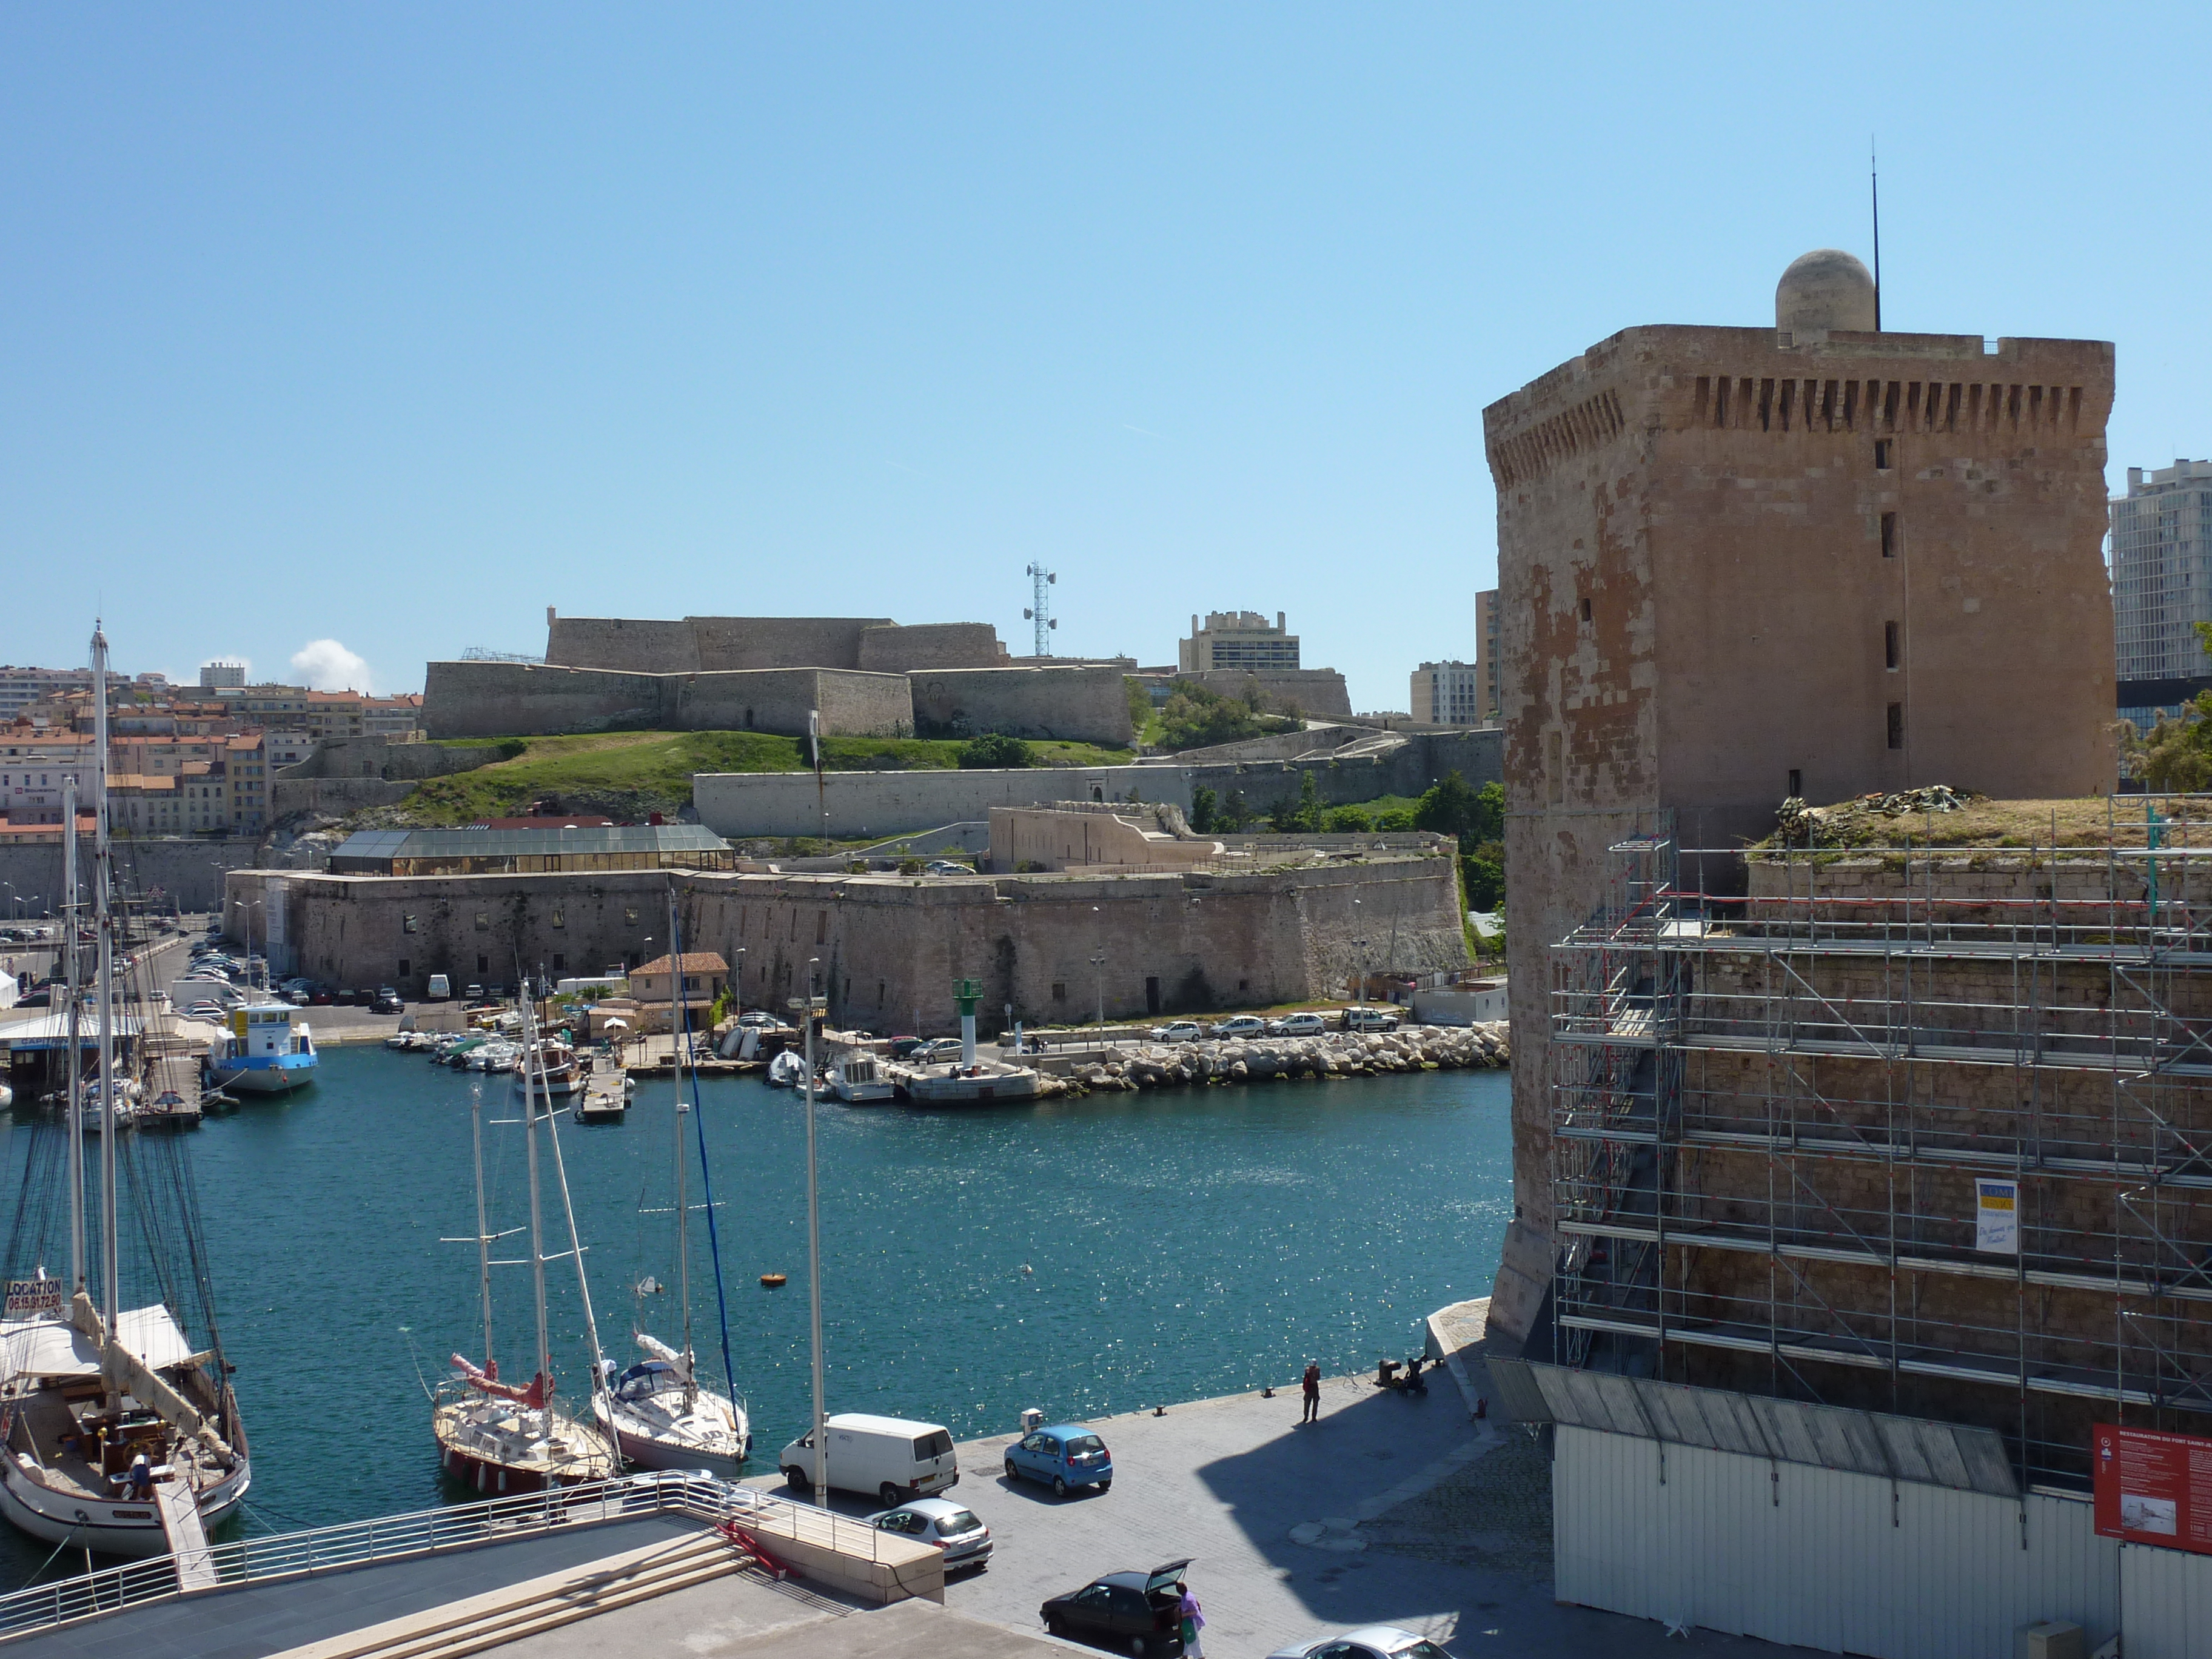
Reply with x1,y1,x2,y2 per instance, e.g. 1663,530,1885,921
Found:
329,823,736,876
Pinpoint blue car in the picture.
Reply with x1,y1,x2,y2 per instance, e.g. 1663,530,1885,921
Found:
1005,1423,1113,1496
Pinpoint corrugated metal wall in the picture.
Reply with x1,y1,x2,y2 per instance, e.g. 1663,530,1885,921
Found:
1555,1425,2131,1657
2120,1542,2212,1659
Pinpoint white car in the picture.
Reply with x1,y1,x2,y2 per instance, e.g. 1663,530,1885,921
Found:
923,860,976,876
1266,1628,1457,1659
1208,1015,1268,1039
1147,1021,1206,1044
183,1002,227,1021
1342,1007,1401,1032
865,1497,993,1570
1266,1013,1329,1037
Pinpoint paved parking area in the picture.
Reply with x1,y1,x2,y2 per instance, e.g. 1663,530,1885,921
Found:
737,1370,1813,1658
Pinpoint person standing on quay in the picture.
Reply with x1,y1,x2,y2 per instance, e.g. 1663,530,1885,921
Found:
1301,1361,1322,1424
1176,1581,1205,1658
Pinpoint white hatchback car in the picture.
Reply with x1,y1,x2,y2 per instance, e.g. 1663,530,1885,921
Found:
1148,1021,1207,1043
1266,1627,1456,1659
1266,1012,1329,1037
1208,1015,1269,1039
865,1497,993,1570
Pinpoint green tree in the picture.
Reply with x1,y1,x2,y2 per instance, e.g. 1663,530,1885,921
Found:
1324,805,1373,833
1157,681,1264,750
1374,808,1416,831
1460,840,1506,910
1270,772,1322,833
1124,675,1153,734
1188,785,1219,833
958,732,1033,769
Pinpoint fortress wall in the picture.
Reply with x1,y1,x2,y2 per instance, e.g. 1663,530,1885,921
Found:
422,661,664,739
688,617,889,672
1180,668,1353,719
545,617,700,672
909,665,1133,746
278,735,504,781
856,623,1007,673
226,854,1463,1029
811,669,919,736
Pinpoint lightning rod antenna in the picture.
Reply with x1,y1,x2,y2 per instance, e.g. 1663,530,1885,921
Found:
1871,136,1882,332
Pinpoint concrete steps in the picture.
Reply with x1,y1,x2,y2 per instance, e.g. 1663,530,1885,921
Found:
266,1527,746,1659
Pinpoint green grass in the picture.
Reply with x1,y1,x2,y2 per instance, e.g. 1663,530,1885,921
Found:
402,729,1134,824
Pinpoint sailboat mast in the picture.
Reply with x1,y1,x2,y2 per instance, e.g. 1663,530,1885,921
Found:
521,1004,551,1406
471,1084,494,1371
62,777,84,1295
531,993,609,1426
92,623,119,1352
668,891,692,1390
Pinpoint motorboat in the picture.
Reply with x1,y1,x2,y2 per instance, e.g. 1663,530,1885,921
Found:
514,1038,586,1099
766,1049,808,1089
828,1051,895,1104
203,1002,317,1095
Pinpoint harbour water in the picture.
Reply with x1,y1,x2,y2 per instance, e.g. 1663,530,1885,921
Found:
0,1045,1510,1585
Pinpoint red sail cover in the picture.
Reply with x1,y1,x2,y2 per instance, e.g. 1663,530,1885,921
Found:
2093,1423,2212,1555
451,1355,548,1409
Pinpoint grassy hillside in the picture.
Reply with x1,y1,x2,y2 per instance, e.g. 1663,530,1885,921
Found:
405,730,1133,824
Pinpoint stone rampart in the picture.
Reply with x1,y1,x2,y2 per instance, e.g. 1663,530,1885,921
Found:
693,729,1503,839
224,851,1465,1028
909,665,1133,746
422,662,913,740
2,837,262,914
281,735,506,782
856,623,1007,672
545,616,700,672
1181,668,1353,719
688,616,890,672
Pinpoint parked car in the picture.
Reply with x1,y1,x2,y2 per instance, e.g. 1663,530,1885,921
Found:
373,987,403,1014
284,990,310,1007
886,1035,927,1059
183,1002,227,1022
1342,1007,1400,1032
464,984,484,1001
310,989,334,1005
865,1497,993,1571
1148,1021,1206,1044
1208,1015,1268,1039
913,1037,965,1064
736,1010,780,1030
923,860,976,876
1265,1013,1329,1037
1265,1628,1457,1659
779,1413,959,1506
1005,1424,1112,1496
426,974,451,1000
1040,1559,1190,1656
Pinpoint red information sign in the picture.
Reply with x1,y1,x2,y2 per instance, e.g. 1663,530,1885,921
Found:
2093,1423,2212,1554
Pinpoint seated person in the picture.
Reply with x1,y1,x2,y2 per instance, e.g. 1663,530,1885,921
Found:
118,1452,154,1501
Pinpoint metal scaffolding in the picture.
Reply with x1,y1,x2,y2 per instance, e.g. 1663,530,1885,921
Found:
1549,794,2212,1490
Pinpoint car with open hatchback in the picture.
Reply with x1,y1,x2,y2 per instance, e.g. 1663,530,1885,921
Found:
1041,1558,1188,1655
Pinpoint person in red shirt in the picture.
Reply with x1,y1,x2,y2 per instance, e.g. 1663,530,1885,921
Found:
1300,1361,1322,1424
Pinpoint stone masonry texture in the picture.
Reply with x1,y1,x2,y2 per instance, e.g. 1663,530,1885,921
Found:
1487,312,2117,1341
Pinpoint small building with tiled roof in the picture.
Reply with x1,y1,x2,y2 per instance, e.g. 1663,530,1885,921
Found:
629,951,728,1010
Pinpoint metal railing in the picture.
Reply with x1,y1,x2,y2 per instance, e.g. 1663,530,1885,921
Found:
0,1470,900,1644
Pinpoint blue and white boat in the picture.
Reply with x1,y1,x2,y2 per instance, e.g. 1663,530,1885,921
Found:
204,1002,318,1094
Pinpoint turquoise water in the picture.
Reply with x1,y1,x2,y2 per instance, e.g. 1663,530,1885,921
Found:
0,1046,1510,1583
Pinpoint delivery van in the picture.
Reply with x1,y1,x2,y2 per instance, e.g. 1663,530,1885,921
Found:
779,1413,959,1506
426,974,451,1000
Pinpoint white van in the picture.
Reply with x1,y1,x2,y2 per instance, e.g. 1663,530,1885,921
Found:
779,1413,959,1506
426,974,451,1000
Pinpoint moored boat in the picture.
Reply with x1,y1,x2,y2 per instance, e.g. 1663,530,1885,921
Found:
203,1002,317,1095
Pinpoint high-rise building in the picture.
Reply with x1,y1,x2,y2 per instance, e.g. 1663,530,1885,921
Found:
1409,661,1484,725
1177,611,1300,673
2111,458,2212,723
1474,589,1501,719
199,660,249,691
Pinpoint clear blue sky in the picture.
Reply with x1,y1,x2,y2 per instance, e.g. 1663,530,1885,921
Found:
5,4,2207,706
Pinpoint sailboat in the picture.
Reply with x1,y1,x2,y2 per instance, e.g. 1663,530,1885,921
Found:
433,994,617,1493
0,625,250,1556
595,894,749,1478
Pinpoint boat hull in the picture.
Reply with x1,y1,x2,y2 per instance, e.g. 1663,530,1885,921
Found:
0,1449,247,1558
433,1439,593,1496
605,1424,748,1482
204,1059,315,1095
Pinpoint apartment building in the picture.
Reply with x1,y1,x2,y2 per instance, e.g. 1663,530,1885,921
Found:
1473,588,1501,721
1409,660,1486,725
2112,457,2212,723
1176,611,1301,673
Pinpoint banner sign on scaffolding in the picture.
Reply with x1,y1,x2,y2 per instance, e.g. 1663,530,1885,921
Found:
1974,1178,2019,1254
2094,1423,2212,1554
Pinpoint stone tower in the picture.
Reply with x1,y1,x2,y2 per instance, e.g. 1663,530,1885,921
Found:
1480,252,2117,1345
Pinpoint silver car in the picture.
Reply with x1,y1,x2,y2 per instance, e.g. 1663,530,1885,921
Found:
1267,1627,1456,1659
1209,1015,1269,1038
866,1496,993,1570
1266,1012,1329,1037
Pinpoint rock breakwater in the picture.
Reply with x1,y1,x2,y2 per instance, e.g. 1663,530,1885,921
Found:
1066,1022,1508,1093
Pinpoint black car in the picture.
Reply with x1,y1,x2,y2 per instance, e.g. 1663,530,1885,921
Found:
373,987,403,1014
1041,1558,1189,1657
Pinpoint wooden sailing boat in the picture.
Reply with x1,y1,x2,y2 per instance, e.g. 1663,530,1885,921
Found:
594,892,750,1477
434,994,616,1492
0,623,250,1557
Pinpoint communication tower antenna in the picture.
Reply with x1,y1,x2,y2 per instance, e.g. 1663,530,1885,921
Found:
1870,136,1882,330
1022,564,1059,658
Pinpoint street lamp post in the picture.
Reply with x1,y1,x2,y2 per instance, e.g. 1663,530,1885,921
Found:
1089,905,1105,1025
791,960,830,1495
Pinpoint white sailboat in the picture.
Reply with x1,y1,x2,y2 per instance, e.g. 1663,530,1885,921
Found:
0,625,250,1557
434,1000,617,1493
595,894,750,1478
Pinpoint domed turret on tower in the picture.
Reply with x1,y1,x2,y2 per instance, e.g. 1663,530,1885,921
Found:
1775,249,1877,333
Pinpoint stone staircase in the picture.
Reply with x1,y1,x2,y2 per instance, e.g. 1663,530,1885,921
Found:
267,1524,769,1659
